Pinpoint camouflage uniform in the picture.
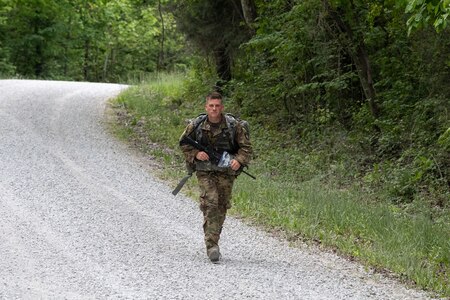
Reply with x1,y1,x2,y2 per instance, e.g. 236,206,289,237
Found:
179,113,252,254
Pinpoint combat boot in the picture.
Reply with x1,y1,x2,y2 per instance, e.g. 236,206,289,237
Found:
207,245,221,262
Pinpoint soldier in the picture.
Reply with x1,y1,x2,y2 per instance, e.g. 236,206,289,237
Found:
179,91,253,262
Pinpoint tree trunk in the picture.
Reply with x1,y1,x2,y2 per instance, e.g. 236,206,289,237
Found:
214,46,231,82
322,0,380,120
354,42,379,119
240,0,257,30
83,39,90,81
33,21,43,77
103,50,109,82
157,0,165,71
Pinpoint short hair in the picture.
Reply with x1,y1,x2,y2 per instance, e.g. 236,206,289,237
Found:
206,91,222,101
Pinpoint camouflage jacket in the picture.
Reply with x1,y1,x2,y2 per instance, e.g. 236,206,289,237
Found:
179,113,253,175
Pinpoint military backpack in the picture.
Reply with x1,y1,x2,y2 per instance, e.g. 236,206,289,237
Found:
190,113,250,150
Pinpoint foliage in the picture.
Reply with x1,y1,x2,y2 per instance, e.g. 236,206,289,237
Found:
406,0,450,33
0,0,189,81
168,0,254,80
0,0,15,75
208,0,450,209
114,72,189,146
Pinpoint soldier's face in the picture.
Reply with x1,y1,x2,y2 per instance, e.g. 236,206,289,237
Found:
205,98,224,121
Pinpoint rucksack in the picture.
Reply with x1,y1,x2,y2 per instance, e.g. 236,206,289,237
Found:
189,113,250,149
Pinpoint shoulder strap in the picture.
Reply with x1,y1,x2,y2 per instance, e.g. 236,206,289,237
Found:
225,113,238,149
195,114,207,143
187,113,207,139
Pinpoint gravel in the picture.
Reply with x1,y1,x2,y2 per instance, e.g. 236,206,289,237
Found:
0,79,438,299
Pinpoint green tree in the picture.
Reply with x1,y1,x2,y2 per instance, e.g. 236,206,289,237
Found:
223,0,449,204
0,0,15,75
1,0,187,81
169,0,255,82
406,0,450,33
2,0,65,77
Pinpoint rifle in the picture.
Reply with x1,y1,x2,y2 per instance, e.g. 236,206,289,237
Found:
172,135,256,195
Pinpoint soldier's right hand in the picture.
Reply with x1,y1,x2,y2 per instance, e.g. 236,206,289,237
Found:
196,151,210,161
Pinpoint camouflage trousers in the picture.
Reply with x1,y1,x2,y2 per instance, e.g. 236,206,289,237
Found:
196,171,236,251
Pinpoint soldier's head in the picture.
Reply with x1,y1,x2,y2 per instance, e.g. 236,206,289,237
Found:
205,91,224,123
206,91,223,102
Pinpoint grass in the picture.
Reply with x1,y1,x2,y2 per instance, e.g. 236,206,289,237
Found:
233,176,449,293
108,73,449,298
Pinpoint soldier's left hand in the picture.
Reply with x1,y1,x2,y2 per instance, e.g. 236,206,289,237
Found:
230,159,241,171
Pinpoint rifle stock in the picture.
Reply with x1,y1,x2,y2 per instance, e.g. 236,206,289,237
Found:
171,173,192,196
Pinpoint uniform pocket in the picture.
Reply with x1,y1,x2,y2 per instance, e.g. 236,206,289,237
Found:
199,191,207,213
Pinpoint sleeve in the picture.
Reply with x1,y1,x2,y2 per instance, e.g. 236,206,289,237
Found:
179,122,200,164
233,122,253,166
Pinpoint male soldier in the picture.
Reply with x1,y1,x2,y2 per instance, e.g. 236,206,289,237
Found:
179,91,253,262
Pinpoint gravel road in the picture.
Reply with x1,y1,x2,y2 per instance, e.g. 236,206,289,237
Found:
0,79,437,299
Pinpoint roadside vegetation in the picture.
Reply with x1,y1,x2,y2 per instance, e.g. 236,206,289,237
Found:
110,73,449,297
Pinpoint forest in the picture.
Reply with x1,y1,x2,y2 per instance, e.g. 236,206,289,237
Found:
1,0,449,296
0,0,188,81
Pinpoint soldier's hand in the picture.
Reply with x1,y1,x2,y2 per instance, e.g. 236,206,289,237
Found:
230,159,241,171
196,151,209,161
